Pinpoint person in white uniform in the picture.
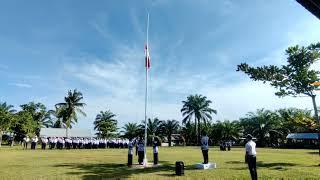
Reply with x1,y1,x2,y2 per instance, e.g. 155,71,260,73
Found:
127,138,134,166
23,135,30,150
31,136,38,150
153,139,159,165
137,137,144,165
41,136,48,150
201,132,209,164
245,134,257,180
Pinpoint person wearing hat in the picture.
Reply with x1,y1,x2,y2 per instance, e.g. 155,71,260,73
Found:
201,131,209,164
245,134,257,180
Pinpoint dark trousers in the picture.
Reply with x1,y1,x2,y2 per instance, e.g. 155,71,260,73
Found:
202,150,209,164
247,155,257,180
138,151,144,164
31,142,36,150
153,153,158,165
41,143,46,150
128,154,133,166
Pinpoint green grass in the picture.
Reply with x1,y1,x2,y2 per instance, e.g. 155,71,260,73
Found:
0,146,319,179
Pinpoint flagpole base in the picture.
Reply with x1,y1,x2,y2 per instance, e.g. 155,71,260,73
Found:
143,158,148,167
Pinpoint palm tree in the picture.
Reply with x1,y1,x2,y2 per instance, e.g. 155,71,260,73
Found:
48,108,66,128
160,120,180,147
181,122,197,145
139,118,162,140
240,109,281,147
0,102,16,147
55,89,86,137
220,120,242,140
121,123,140,140
94,110,117,138
181,94,217,145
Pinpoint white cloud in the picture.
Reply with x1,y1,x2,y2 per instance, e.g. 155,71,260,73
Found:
8,83,32,88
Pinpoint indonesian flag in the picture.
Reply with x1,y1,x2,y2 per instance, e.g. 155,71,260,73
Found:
145,44,151,69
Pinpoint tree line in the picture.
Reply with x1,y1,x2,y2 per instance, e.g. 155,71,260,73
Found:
0,89,86,147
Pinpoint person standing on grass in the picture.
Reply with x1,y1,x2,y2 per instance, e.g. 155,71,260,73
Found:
201,132,209,164
153,139,159,165
41,136,48,150
245,134,257,180
127,138,134,166
137,137,145,165
31,135,38,150
23,135,30,150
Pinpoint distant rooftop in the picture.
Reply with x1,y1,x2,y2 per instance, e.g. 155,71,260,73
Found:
297,0,320,19
286,133,318,140
40,128,93,137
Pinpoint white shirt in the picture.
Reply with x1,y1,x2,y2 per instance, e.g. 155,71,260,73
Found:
153,146,158,153
245,140,257,156
201,136,209,150
42,138,48,143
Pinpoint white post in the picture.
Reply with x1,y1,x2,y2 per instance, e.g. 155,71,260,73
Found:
143,12,150,167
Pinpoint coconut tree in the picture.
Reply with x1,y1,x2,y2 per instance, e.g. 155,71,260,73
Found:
55,89,86,137
240,109,281,147
121,123,140,140
181,94,217,145
220,120,242,140
160,120,180,147
139,118,162,139
94,110,117,138
0,102,16,147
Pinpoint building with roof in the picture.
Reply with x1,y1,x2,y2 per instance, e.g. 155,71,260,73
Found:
286,133,318,148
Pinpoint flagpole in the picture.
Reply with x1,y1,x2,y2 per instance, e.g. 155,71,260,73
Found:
143,12,150,167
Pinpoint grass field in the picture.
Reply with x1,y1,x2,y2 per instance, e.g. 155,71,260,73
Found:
0,146,319,179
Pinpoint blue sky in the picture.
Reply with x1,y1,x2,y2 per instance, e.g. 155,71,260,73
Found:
1,0,320,131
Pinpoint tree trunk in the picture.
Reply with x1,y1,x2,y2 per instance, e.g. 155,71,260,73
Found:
66,128,69,138
194,117,198,146
168,135,171,147
311,95,320,155
198,119,201,146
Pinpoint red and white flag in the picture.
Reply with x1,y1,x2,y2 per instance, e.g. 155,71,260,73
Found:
145,44,151,69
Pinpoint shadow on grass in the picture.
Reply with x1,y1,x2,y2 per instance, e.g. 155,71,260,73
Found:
226,161,244,164
229,161,298,171
306,151,319,155
53,161,177,179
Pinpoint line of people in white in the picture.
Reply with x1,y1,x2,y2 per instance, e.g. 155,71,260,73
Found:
22,135,130,150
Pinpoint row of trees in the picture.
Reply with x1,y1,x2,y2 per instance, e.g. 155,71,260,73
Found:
119,107,316,147
0,89,86,146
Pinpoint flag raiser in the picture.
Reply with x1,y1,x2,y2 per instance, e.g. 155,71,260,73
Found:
145,44,151,69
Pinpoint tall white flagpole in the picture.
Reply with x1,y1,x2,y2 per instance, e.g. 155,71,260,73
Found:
143,12,150,167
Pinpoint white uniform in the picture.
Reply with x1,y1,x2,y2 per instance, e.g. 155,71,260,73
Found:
201,136,209,150
245,140,256,156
